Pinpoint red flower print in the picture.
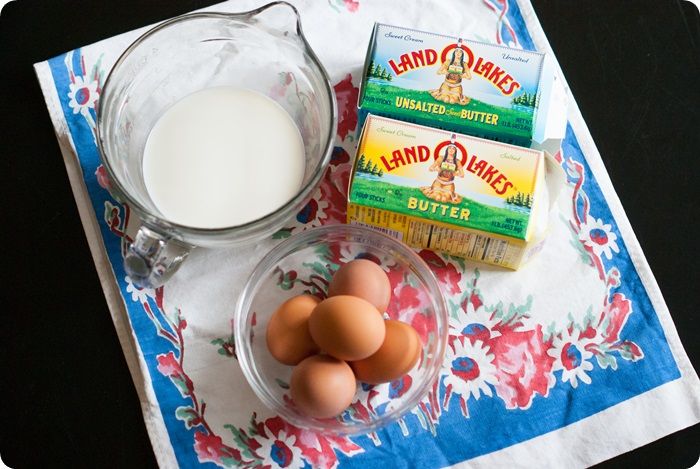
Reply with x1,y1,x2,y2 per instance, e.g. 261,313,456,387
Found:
410,311,432,344
255,418,305,468
385,265,432,341
598,293,632,344
156,351,194,397
155,286,164,310
388,375,412,398
156,351,181,377
95,164,110,190
330,145,351,167
319,162,351,225
386,283,420,320
193,431,242,465
489,326,555,409
418,250,462,295
468,291,483,311
343,0,359,12
441,338,498,416
262,417,362,469
385,264,404,290
333,74,359,141
287,147,350,230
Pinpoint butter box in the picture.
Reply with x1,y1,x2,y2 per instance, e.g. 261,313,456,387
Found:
358,23,566,149
347,115,550,269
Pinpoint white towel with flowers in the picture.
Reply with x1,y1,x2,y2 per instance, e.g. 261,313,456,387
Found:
35,0,700,467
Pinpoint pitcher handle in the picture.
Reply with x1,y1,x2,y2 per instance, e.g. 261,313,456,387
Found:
124,225,191,288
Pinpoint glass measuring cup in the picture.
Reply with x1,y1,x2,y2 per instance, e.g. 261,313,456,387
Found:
96,2,337,288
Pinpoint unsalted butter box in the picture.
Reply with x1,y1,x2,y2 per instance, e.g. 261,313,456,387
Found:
358,23,566,149
347,115,550,269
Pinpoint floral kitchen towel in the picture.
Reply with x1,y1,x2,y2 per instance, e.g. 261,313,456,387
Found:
35,0,700,468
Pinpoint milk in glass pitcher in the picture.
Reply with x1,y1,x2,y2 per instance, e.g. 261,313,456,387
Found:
96,2,337,288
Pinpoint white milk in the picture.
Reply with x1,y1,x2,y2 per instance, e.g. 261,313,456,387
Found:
142,86,305,228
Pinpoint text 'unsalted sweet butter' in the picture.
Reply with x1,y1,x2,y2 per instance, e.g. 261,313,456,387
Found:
347,115,550,269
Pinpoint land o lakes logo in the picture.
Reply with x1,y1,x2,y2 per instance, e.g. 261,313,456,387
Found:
387,39,522,98
380,134,515,202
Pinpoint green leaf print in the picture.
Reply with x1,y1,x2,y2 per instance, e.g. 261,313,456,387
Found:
595,351,618,370
275,378,290,389
171,376,190,398
175,406,201,429
302,260,333,281
272,228,293,239
224,424,262,464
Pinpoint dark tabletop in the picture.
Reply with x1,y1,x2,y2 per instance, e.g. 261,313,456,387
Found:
1,0,698,467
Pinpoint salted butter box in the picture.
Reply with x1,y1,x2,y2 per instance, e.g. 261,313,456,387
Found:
347,115,551,269
358,23,566,149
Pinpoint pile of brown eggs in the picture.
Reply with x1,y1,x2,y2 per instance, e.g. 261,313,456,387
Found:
265,259,421,419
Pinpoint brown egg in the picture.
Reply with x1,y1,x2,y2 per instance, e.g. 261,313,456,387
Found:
328,259,391,312
290,355,356,419
308,295,386,361
350,320,421,384
266,295,320,365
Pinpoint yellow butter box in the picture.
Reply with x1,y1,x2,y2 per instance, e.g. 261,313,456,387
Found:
347,115,550,269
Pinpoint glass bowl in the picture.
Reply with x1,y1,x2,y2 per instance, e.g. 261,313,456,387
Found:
235,224,448,435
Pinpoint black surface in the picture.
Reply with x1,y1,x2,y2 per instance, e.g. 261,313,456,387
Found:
1,0,698,467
